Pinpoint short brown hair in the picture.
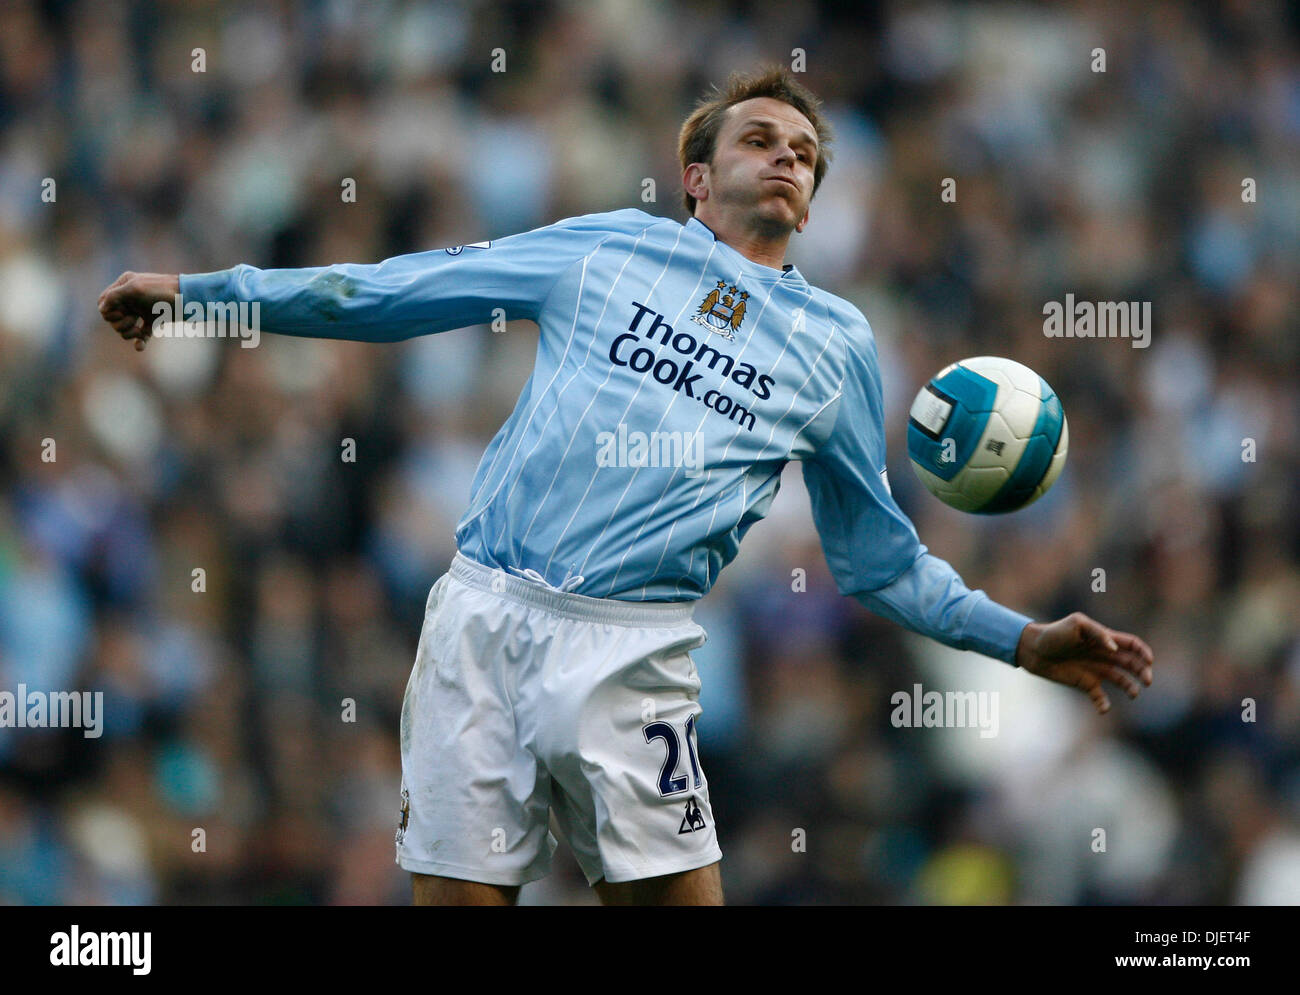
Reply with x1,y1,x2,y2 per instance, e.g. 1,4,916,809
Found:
677,65,834,216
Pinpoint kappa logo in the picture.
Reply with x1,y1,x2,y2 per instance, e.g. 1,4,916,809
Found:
678,797,707,834
692,280,749,341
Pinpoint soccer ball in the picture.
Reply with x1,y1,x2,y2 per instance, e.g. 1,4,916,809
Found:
906,356,1068,514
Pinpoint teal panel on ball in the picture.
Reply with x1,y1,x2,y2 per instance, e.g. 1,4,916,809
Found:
974,381,1065,514
907,366,998,482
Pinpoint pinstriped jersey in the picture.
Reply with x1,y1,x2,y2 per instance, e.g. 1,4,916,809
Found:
180,208,1032,662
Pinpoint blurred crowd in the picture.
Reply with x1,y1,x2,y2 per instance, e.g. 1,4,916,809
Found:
0,0,1297,905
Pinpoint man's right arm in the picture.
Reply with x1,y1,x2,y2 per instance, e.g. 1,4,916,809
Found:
97,210,663,349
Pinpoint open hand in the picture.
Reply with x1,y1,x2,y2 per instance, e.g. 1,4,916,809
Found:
1015,612,1154,715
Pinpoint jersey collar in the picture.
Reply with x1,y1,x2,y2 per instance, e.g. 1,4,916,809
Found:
685,217,807,285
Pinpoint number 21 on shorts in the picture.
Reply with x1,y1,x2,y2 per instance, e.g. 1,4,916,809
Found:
642,715,702,796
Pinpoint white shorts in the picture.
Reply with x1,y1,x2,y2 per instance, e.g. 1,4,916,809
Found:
395,551,722,887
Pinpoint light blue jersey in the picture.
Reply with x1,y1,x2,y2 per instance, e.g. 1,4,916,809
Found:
181,209,1031,662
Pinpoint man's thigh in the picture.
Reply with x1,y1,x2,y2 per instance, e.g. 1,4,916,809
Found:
543,618,722,889
592,861,723,906
412,873,521,906
397,574,556,885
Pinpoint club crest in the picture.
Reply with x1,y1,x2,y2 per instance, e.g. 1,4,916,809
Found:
395,787,410,845
691,280,748,341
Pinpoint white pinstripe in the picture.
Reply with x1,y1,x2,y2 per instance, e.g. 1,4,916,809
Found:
459,221,662,553
609,274,801,597
661,294,839,598
509,225,673,564
546,231,717,580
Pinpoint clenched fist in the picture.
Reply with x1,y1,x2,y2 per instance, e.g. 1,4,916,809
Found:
97,272,180,351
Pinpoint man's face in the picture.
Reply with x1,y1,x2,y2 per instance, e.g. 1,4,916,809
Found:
688,96,818,235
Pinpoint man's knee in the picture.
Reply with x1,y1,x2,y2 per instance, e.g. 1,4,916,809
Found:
593,861,724,906
411,873,521,906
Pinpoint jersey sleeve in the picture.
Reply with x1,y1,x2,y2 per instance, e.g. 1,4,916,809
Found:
801,318,1032,664
178,210,659,343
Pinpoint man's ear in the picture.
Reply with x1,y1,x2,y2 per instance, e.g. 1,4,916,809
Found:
683,163,709,205
795,205,810,233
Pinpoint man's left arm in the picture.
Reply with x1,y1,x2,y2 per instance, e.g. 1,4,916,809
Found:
800,321,1152,714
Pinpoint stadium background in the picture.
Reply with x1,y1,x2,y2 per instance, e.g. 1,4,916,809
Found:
1,0,1297,905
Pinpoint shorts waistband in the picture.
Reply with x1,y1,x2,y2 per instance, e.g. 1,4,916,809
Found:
449,552,696,628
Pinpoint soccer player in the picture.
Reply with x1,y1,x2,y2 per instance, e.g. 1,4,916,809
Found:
97,66,1154,907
